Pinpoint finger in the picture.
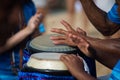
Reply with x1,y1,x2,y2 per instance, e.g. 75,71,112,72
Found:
36,13,43,19
65,54,82,65
68,33,77,44
60,54,75,62
35,13,43,22
51,28,68,35
33,19,39,25
76,27,84,32
77,56,84,62
52,40,68,45
68,33,72,38
68,33,77,39
77,27,86,35
60,54,70,63
67,54,77,59
50,35,66,40
78,37,85,42
69,34,78,44
60,20,74,31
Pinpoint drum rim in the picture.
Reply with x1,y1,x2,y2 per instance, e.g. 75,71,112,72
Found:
21,65,72,76
27,41,77,53
30,52,65,60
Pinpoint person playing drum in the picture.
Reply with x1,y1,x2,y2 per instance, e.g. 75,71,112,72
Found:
50,0,120,79
59,21,120,79
0,0,43,79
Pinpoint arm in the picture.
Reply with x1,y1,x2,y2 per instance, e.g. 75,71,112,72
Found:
0,13,43,54
85,36,120,69
69,33,120,69
50,20,84,46
51,20,120,69
79,0,120,36
70,32,120,69
0,27,32,53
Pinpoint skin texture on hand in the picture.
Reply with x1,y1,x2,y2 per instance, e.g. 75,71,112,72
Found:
51,20,90,56
60,54,96,80
50,20,85,46
51,19,120,69
27,13,43,34
68,27,120,69
60,54,84,76
0,13,43,54
68,33,91,57
72,31,120,69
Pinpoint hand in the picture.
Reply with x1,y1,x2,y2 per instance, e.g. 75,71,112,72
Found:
26,13,43,34
76,27,87,36
69,34,91,57
60,54,85,78
50,20,80,46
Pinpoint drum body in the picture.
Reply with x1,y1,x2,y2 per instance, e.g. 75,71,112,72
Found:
19,53,75,80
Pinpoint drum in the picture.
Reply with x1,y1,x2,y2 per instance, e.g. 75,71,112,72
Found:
19,53,76,80
23,34,96,77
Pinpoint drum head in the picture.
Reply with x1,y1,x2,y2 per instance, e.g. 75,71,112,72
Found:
26,53,68,70
28,34,77,53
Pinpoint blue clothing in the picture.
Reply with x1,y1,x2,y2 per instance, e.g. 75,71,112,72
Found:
107,3,120,24
23,0,36,24
39,23,45,33
23,1,45,33
0,1,45,80
18,72,75,80
109,60,120,80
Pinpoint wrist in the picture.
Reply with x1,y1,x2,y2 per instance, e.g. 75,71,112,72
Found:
25,26,33,35
75,71,88,80
76,71,96,80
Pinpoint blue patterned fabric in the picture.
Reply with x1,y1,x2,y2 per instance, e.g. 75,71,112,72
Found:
0,51,17,80
109,60,120,80
18,72,75,80
23,49,31,64
107,3,120,24
39,23,45,33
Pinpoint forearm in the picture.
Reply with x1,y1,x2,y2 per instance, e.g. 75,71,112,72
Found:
80,0,119,36
0,27,32,54
85,36,120,69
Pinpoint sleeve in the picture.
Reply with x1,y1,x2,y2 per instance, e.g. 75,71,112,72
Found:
23,1,45,33
107,3,120,24
23,1,36,24
109,60,120,80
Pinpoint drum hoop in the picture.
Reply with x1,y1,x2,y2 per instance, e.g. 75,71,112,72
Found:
30,54,60,61
21,65,72,76
27,41,77,54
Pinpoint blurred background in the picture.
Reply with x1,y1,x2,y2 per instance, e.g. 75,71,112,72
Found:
32,0,120,77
